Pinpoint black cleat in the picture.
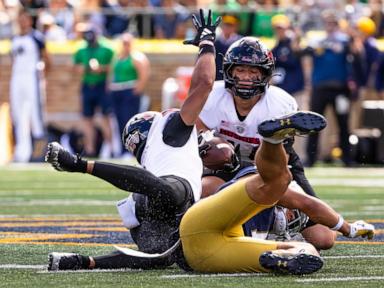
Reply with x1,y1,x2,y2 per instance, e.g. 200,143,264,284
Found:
48,252,84,271
258,111,327,142
259,251,324,275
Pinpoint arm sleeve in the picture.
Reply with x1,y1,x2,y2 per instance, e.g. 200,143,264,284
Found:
162,112,194,147
31,30,45,50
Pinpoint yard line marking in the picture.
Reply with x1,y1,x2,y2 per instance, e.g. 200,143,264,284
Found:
161,273,267,279
0,264,45,269
37,268,133,274
324,255,384,259
335,240,384,245
310,178,384,187
0,200,117,206
296,276,384,283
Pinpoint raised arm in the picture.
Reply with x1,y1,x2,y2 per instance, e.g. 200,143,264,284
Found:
179,9,221,126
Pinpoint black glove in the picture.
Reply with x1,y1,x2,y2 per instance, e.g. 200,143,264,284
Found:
183,9,221,46
45,142,87,173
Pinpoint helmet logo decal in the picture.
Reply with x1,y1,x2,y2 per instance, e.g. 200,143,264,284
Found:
125,130,140,153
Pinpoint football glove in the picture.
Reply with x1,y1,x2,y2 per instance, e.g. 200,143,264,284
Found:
222,147,240,173
348,220,375,240
183,9,221,46
45,142,87,173
198,130,214,157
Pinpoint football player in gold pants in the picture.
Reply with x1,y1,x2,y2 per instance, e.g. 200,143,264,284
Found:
180,112,327,274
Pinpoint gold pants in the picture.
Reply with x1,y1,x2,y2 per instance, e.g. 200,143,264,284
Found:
180,178,278,273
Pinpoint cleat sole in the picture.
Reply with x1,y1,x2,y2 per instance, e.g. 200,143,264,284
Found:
259,251,324,275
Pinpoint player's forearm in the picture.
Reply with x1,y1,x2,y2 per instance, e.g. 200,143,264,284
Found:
180,47,215,125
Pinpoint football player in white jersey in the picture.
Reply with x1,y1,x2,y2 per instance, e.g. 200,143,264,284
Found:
10,10,50,162
45,9,221,271
196,37,336,250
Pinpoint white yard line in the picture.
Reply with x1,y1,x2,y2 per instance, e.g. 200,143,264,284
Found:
161,273,267,279
0,264,45,269
0,200,117,206
309,178,384,187
297,276,384,283
324,255,384,259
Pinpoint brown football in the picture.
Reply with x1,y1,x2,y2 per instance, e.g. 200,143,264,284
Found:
201,136,235,170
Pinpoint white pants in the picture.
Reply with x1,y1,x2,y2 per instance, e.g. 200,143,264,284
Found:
10,72,45,162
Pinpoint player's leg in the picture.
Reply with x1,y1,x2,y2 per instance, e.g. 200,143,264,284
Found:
98,82,113,159
201,175,225,198
30,73,45,139
11,79,33,162
81,83,97,156
48,250,173,271
181,112,326,273
45,143,191,213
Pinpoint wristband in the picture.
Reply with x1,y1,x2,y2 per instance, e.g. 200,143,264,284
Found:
198,44,215,56
331,215,344,231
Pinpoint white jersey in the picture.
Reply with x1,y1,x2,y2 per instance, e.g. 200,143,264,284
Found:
11,30,45,76
141,110,203,202
200,81,298,162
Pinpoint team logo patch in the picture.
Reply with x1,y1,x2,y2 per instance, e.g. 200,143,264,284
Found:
235,125,246,134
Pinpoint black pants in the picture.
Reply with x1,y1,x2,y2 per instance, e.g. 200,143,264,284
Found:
306,85,351,166
90,162,194,269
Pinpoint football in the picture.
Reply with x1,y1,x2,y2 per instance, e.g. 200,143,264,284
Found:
200,136,236,170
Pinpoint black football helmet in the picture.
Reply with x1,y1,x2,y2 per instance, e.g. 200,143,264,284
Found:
122,111,160,163
223,37,275,99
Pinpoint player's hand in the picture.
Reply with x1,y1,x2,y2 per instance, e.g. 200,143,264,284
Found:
183,9,221,47
198,130,214,157
348,220,375,240
223,150,240,173
45,142,87,173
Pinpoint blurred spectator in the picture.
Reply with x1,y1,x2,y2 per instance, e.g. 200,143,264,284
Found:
252,0,279,37
153,0,190,39
344,0,369,25
233,0,254,36
214,13,241,80
19,0,48,28
75,0,106,35
131,0,155,38
354,16,380,89
0,0,15,38
304,11,360,167
270,14,305,98
369,0,384,37
270,13,307,161
109,33,150,157
375,52,384,98
39,12,67,41
47,0,75,39
295,1,325,33
10,10,50,162
104,0,130,38
73,23,114,158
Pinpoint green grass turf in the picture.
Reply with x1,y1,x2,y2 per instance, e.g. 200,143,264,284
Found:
0,165,383,288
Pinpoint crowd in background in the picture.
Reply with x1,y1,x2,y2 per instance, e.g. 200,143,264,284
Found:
2,0,384,164
1,0,384,40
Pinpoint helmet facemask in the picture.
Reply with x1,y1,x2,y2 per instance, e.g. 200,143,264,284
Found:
224,63,272,99
223,37,275,99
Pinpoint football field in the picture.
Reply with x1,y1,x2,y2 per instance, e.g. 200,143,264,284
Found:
0,164,383,288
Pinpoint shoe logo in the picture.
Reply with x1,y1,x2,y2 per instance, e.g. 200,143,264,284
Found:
277,260,288,267
280,119,291,126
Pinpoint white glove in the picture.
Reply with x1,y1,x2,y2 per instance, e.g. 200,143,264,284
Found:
348,220,375,240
